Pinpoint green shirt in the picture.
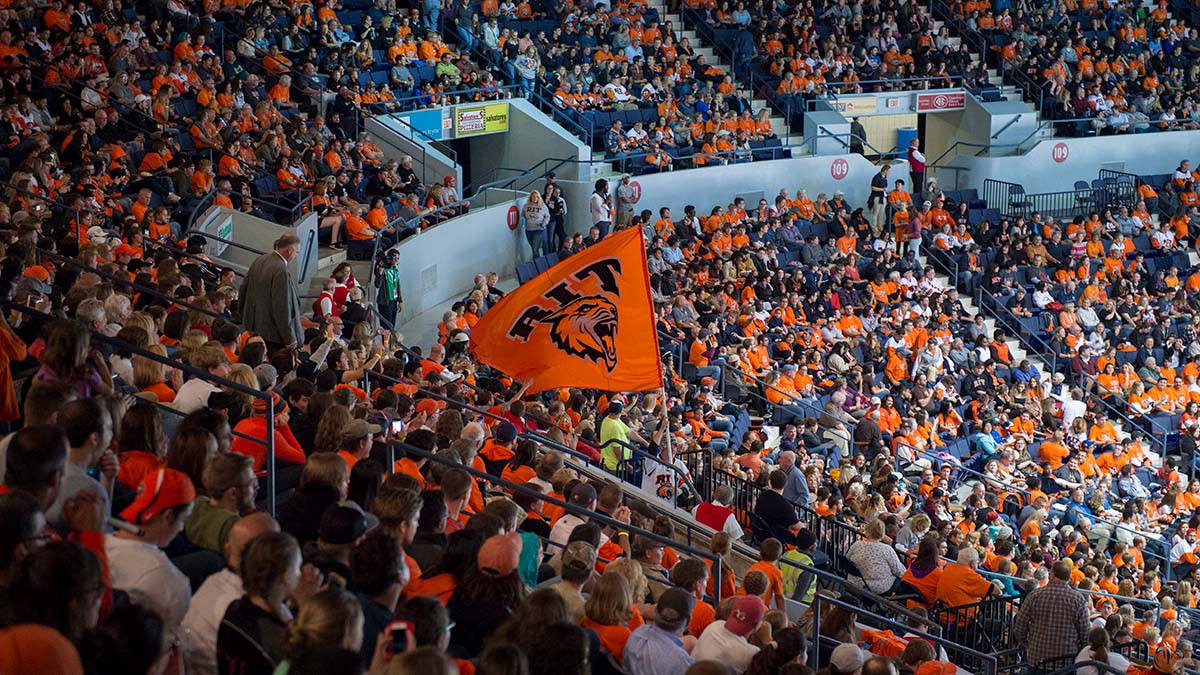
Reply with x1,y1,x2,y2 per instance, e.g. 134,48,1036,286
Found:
184,498,238,554
599,415,631,471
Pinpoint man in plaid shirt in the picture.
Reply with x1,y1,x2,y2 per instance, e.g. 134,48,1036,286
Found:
1014,561,1091,670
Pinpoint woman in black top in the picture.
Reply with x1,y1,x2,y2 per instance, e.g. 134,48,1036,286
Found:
218,532,303,675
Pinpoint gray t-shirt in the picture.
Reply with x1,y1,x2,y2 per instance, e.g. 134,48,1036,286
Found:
46,462,111,533
616,183,638,213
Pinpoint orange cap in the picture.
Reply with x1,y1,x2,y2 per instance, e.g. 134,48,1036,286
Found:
0,625,83,675
22,265,49,282
119,468,196,524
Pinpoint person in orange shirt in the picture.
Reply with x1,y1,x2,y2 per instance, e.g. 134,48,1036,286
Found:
935,547,998,610
747,538,787,611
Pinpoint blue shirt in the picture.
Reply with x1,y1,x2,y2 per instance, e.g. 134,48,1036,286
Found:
623,624,694,675
782,465,810,507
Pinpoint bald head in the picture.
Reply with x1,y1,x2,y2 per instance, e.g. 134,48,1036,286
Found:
225,512,279,567
778,451,796,471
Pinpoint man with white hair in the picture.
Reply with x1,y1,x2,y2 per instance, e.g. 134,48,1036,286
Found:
777,450,810,508
103,293,132,336
75,297,107,334
935,547,1001,608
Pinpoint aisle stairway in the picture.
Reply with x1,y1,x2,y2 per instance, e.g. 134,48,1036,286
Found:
641,0,794,143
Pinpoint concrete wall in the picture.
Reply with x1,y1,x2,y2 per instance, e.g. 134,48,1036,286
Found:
391,197,523,327
469,98,592,189
939,131,1200,193
556,153,909,236
193,208,320,287
367,115,461,188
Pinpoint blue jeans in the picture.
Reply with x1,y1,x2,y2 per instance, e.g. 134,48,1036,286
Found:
595,220,611,238
526,229,545,258
456,26,476,51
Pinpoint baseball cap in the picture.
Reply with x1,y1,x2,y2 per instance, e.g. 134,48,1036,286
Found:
699,376,717,386
112,243,138,257
569,482,598,506
319,505,368,545
494,421,518,443
478,532,523,576
415,397,446,417
253,363,277,388
724,595,765,636
22,265,50,282
655,587,695,630
341,418,381,442
831,643,866,673
253,391,288,417
0,625,83,675
607,400,625,415
16,277,51,296
796,528,816,550
120,468,196,524
561,541,597,576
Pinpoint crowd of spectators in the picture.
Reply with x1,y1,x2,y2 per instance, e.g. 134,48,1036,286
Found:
689,0,989,101
6,139,1200,675
4,0,1200,673
976,0,1200,135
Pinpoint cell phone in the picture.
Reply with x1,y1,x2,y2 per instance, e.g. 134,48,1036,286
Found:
386,620,413,653
391,419,405,435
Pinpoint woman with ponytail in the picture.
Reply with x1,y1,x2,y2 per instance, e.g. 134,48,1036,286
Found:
745,626,809,675
274,587,364,674
1075,626,1130,675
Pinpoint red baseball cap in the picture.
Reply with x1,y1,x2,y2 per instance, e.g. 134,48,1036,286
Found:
120,468,196,524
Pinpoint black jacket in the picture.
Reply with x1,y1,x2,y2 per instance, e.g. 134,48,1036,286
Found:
217,597,287,675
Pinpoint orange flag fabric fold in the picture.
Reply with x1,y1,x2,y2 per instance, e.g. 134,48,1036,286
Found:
469,227,663,394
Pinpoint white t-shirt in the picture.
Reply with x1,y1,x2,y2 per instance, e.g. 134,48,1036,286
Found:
691,620,760,673
548,513,608,569
642,456,689,504
182,568,243,675
106,534,192,627
1074,645,1130,675
590,193,611,224
172,378,221,414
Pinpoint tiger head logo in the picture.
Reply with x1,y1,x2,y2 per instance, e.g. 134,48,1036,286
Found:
545,295,619,372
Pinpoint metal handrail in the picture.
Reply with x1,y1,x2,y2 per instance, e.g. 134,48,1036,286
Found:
180,226,269,258
812,591,999,675
390,436,727,602
596,437,699,498
0,297,280,514
185,186,313,232
140,237,246,280
362,83,521,112
36,249,233,325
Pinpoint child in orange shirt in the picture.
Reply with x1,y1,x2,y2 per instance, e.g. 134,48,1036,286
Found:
746,538,787,611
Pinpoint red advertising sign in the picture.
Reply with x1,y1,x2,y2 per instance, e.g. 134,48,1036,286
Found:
831,158,850,180
916,92,966,112
507,205,520,230
629,180,642,204
1052,142,1070,163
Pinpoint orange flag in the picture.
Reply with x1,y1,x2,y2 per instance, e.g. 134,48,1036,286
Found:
469,227,663,394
